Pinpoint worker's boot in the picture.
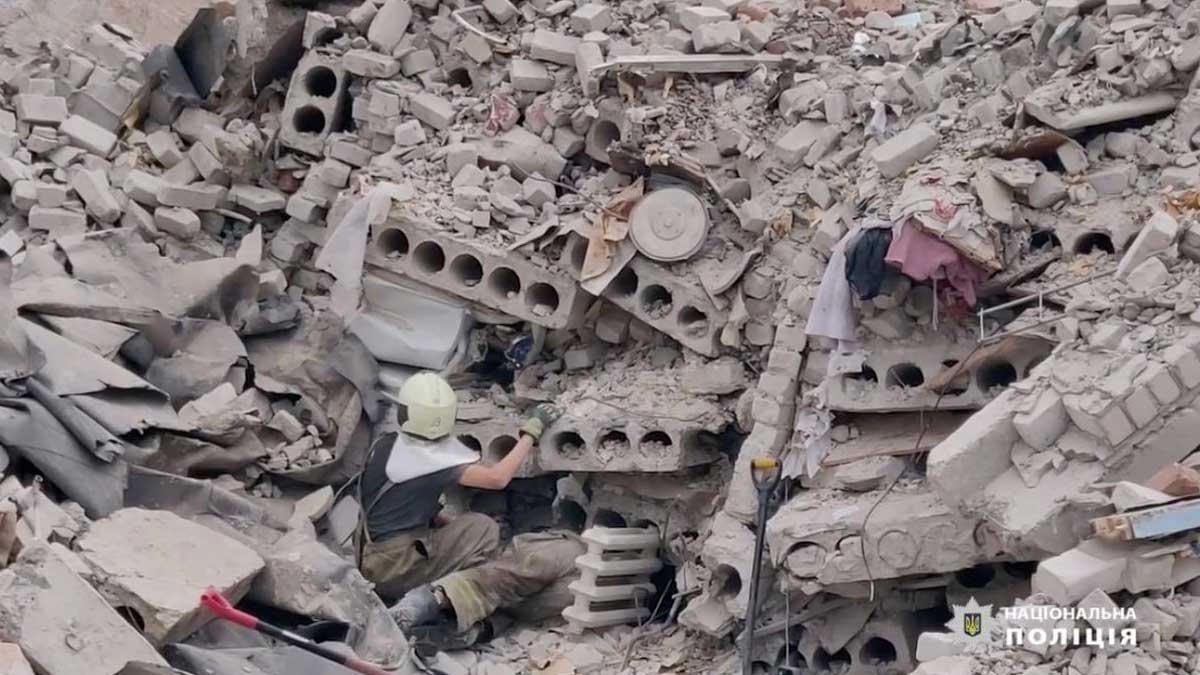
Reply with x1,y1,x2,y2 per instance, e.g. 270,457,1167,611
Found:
389,585,443,632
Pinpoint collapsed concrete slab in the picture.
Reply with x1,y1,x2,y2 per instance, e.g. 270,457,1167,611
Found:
75,508,265,645
0,544,167,675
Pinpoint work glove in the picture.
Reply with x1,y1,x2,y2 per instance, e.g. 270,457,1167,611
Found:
521,403,561,441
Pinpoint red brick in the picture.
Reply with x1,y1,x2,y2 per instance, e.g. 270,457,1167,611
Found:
1145,463,1200,497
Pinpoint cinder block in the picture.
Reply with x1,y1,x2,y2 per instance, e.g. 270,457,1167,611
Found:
563,527,660,630
510,59,554,92
14,94,68,125
1013,389,1068,450
279,52,350,156
408,92,456,131
369,220,589,330
1165,345,1200,389
455,414,539,477
530,29,581,65
367,0,413,53
69,168,121,223
328,138,374,167
342,49,400,78
60,114,117,156
872,124,940,178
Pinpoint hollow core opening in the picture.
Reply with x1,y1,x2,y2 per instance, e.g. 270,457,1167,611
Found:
589,120,621,161
304,66,338,97
526,282,561,314
450,254,484,286
488,435,518,460
457,434,482,453
412,241,446,274
859,637,898,665
487,266,521,299
955,564,997,588
612,266,639,298
640,430,672,450
293,105,327,134
976,359,1018,391
639,284,673,317
885,363,924,389
553,431,585,457
598,429,630,450
1074,231,1115,255
377,228,409,257
678,306,710,337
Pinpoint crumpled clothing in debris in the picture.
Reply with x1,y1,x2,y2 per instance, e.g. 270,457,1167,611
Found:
844,227,893,301
805,220,890,345
885,220,987,307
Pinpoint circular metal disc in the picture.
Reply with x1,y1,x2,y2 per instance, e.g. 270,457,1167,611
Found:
628,187,709,262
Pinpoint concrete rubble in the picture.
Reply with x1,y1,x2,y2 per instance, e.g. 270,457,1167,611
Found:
3,0,1200,672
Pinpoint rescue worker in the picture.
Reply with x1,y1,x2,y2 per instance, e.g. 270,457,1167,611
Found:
358,371,585,643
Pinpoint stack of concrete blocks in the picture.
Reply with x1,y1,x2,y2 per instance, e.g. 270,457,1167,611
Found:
456,411,539,478
563,526,662,630
723,320,807,523
368,220,590,329
539,411,722,473
765,486,989,589
601,256,727,356
280,51,350,156
823,338,1053,413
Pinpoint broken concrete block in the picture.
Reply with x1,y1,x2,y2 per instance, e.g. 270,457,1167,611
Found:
774,120,826,167
29,206,87,236
1013,389,1068,450
0,544,168,673
1056,141,1088,174
872,124,939,178
368,0,413,53
154,206,201,239
14,94,68,125
1117,210,1178,279
158,183,225,211
682,358,748,395
1126,256,1170,293
69,168,121,223
570,4,612,33
1106,0,1142,16
187,141,228,185
60,114,117,156
343,49,401,79
123,169,164,207
393,119,427,147
1087,164,1137,195
76,508,264,645
692,21,741,53
401,49,438,76
409,92,456,131
1027,172,1066,209
229,184,286,213
510,59,554,92
530,29,581,65
484,0,519,22
679,5,733,30
1031,540,1128,604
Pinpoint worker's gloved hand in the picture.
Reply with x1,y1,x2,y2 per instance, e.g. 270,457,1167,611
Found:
521,404,561,441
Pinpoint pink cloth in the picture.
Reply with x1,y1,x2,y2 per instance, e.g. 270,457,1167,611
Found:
885,223,986,306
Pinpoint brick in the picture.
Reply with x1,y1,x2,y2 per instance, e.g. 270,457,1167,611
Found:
530,29,581,66
154,206,201,239
0,158,30,186
564,342,608,370
1031,540,1127,604
342,49,400,78
1027,172,1066,208
157,183,226,210
187,142,229,185
692,21,741,53
35,182,69,208
483,0,519,22
511,59,554,92
367,0,413,53
741,22,772,51
1087,164,1137,195
400,49,438,76
69,168,121,223
10,180,35,211
1121,386,1158,428
162,156,200,185
328,138,373,167
316,159,351,187
1165,345,1200,389
408,92,456,131
1126,256,1169,293
678,5,730,31
445,142,479,176
458,33,493,64
872,124,939,178
1117,210,1178,279
1013,389,1068,450
28,206,87,236
774,121,826,167
1145,463,1200,497
570,4,612,33
146,130,185,168
393,119,427,147
229,184,286,213
1136,362,1181,406
286,193,324,222
1107,0,1142,16
1055,141,1088,174
553,126,585,157
522,176,556,207
60,114,117,156
14,94,68,125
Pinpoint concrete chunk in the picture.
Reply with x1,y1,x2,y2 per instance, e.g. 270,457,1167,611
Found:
1117,210,1178,279
76,508,264,645
229,184,286,213
571,4,612,33
530,29,581,65
69,168,121,223
692,21,741,53
29,206,87,236
122,169,164,206
157,183,226,211
409,92,456,130
679,5,730,31
1013,389,1068,450
0,544,168,674
343,49,401,78
872,124,939,178
368,0,413,53
1027,172,1067,208
1031,540,1128,604
14,94,68,125
154,206,201,239
60,114,117,156
511,58,554,92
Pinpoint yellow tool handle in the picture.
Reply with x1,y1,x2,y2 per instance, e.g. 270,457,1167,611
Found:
751,458,778,470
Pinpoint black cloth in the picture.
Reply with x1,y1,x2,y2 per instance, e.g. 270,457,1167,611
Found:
360,433,466,542
845,228,893,300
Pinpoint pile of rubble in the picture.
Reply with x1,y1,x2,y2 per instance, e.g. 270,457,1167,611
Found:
5,0,1200,672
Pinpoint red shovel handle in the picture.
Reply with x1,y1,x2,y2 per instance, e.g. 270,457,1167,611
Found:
201,587,259,629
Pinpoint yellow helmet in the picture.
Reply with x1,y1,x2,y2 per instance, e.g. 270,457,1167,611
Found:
396,372,458,440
